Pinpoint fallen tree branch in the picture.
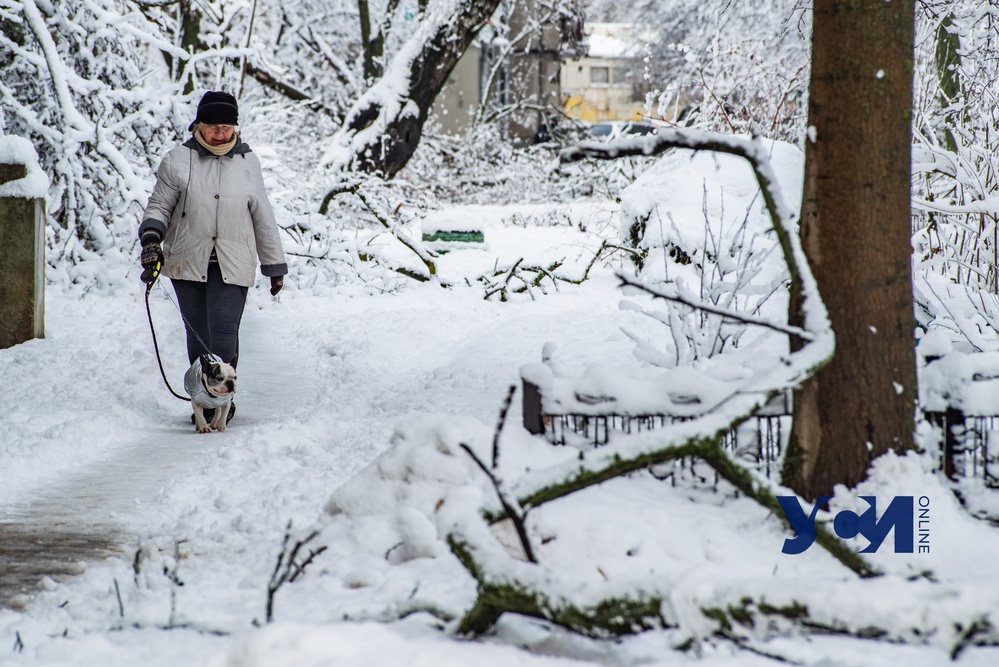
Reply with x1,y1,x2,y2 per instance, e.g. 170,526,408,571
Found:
317,182,445,284
479,258,568,301
487,403,877,578
438,128,854,639
351,186,440,281
450,533,668,637
448,518,998,653
318,181,362,216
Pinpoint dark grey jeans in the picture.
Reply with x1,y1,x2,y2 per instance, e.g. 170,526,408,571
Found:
171,262,248,367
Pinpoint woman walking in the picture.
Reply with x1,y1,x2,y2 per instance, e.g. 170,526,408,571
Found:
138,90,287,424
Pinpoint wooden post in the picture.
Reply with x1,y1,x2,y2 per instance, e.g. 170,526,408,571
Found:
0,155,46,348
522,379,545,436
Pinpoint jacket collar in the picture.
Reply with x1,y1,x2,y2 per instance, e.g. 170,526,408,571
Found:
182,136,252,158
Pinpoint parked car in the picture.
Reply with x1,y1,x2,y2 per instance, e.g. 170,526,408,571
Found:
587,121,657,139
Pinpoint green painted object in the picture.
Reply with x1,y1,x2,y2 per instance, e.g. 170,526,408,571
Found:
422,230,485,244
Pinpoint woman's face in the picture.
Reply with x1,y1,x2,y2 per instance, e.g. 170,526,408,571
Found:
201,123,235,145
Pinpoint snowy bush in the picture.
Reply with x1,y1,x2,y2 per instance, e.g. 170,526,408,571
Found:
911,0,999,291
910,2,999,337
615,139,803,362
0,0,181,255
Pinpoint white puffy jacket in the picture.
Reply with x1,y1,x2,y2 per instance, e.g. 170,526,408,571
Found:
139,137,287,287
184,354,234,410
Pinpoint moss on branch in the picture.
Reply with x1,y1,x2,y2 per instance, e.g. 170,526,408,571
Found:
449,536,668,638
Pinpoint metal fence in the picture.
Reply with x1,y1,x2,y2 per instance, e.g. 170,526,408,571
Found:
523,380,791,479
926,410,999,488
525,379,999,486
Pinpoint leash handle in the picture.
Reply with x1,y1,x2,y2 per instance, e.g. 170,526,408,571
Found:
141,259,162,285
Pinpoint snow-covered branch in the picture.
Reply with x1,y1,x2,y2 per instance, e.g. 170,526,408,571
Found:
318,0,502,180
617,272,810,341
0,0,247,256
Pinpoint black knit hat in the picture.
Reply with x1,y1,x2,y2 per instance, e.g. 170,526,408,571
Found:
188,91,239,131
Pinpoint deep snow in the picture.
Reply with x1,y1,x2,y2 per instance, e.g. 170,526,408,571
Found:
2,145,999,667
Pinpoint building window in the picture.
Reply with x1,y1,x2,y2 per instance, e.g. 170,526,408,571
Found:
590,66,609,85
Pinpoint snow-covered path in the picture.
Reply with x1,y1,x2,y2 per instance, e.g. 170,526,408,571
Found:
0,287,343,609
4,190,999,667
0,267,634,627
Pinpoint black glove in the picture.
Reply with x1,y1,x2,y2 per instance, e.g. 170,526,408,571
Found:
139,232,163,284
139,231,163,287
140,240,162,270
270,276,284,296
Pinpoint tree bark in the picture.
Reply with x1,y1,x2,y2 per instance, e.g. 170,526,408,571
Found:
783,0,917,500
934,13,962,154
357,0,378,84
324,0,502,179
177,0,202,93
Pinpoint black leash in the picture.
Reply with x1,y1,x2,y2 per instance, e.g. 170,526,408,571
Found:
142,261,191,402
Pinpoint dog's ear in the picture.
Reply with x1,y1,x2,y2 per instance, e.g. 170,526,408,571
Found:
200,354,214,376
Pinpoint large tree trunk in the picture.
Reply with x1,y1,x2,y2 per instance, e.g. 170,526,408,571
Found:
782,0,917,500
320,0,502,179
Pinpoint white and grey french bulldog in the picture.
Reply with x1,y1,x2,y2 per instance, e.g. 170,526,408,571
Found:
183,353,237,433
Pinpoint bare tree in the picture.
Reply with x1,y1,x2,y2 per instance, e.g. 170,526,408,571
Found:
782,0,918,500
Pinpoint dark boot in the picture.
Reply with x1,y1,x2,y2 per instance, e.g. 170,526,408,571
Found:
191,408,217,425
190,404,234,425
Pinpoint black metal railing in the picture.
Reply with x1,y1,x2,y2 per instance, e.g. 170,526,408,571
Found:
524,378,999,486
523,380,791,478
926,409,999,487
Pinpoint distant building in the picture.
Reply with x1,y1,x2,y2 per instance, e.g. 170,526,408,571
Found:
431,41,485,135
432,0,582,144
560,23,653,123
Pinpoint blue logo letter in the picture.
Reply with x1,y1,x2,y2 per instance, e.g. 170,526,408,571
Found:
778,495,832,554
832,496,914,553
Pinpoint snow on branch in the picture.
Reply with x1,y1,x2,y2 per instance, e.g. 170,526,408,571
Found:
561,130,812,320
617,273,811,341
430,128,860,639
500,128,836,503
318,0,503,180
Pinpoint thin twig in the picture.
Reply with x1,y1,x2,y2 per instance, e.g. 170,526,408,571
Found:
165,539,186,629
492,385,517,469
114,578,124,618
351,187,438,277
619,274,811,341
460,443,538,564
266,522,329,623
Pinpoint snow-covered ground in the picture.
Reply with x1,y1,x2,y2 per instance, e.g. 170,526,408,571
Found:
3,149,999,666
